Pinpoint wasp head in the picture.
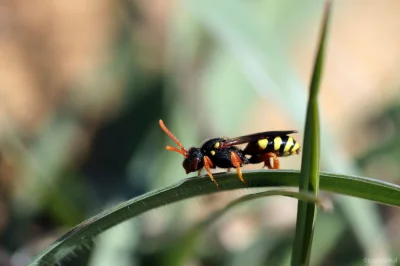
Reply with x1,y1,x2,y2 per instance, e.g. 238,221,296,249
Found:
182,147,204,174
160,120,204,174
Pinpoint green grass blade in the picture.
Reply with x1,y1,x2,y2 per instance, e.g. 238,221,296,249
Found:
291,2,331,265
28,170,400,266
165,190,322,266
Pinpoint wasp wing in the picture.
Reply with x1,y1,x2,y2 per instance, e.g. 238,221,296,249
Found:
220,130,298,148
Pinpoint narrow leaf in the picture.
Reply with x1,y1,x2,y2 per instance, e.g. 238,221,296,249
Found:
28,169,400,266
166,190,322,266
291,1,331,265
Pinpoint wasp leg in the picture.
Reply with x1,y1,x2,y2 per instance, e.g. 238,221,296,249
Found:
271,153,280,169
198,169,202,176
203,156,219,188
263,155,273,169
230,151,247,185
262,152,280,169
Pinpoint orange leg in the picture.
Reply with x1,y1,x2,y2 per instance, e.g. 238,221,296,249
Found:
262,152,280,169
230,151,247,185
263,156,272,169
203,156,219,188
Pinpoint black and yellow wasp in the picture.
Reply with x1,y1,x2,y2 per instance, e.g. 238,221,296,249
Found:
159,120,301,188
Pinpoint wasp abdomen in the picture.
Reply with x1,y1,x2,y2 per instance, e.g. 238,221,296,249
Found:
257,136,300,156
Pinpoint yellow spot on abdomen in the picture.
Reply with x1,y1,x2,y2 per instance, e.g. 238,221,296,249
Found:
214,142,220,148
274,137,282,150
210,150,216,156
258,139,268,149
291,142,300,154
284,137,294,152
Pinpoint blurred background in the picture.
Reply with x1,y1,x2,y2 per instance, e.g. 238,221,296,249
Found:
0,0,399,265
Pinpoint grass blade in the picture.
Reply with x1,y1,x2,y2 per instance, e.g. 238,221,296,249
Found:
165,190,322,266
27,169,400,266
291,1,331,265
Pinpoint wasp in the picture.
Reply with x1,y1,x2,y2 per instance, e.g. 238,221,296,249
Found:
159,120,300,188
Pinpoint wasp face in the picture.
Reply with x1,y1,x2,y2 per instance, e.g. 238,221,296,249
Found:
182,147,204,174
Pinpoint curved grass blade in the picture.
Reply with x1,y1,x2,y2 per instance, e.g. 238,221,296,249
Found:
291,1,331,265
165,190,322,266
27,170,400,266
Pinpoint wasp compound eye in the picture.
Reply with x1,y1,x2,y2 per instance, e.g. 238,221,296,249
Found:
182,147,203,173
182,157,199,174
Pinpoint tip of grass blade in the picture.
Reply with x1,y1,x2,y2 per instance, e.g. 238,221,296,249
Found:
309,0,332,100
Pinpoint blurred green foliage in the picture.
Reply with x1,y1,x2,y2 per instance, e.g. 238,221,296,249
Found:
0,0,399,266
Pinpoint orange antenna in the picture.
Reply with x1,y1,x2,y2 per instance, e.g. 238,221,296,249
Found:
159,120,188,158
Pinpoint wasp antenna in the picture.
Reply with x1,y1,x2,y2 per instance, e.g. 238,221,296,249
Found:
166,145,188,156
159,120,188,157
